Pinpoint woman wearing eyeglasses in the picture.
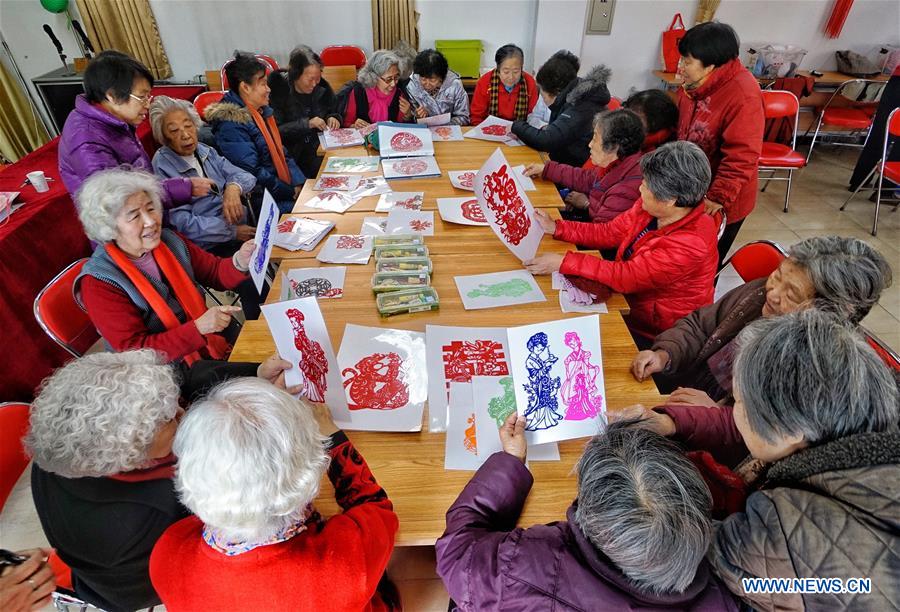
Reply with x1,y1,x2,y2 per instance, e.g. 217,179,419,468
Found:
59,51,214,209
337,49,414,128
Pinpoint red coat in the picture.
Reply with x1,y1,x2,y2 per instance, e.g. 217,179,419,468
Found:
149,432,398,612
544,152,643,223
79,236,247,363
677,58,764,223
554,200,718,338
469,71,538,125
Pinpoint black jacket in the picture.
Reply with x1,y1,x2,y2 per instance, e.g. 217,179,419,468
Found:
31,464,189,611
511,65,612,167
268,70,339,176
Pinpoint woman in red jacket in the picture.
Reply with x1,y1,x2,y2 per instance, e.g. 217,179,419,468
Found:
675,22,764,266
525,142,719,344
75,169,255,365
469,44,538,125
150,379,398,611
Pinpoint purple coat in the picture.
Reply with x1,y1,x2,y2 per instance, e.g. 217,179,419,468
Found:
58,95,191,206
436,452,738,612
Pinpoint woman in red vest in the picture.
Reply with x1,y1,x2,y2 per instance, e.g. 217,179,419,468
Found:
469,44,539,125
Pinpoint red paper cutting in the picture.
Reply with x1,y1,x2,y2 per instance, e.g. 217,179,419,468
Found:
342,352,409,410
482,163,531,245
461,198,486,223
390,131,424,152
286,308,329,402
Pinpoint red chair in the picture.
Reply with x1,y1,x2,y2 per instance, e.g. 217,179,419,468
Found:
805,78,885,163
716,240,788,282
320,45,367,69
607,96,622,110
862,327,900,372
841,107,900,236
219,54,279,91
758,90,806,212
33,259,99,358
194,90,226,120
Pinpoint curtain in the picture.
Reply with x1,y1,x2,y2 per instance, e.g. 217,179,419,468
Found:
0,59,50,162
371,0,419,51
74,0,172,79
694,0,721,24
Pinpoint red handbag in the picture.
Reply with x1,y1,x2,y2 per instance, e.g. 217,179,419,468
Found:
661,13,687,72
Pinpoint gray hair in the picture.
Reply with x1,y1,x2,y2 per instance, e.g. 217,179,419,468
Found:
734,309,899,446
788,235,893,325
148,95,201,146
77,168,163,243
173,378,330,542
592,109,646,158
25,350,179,478
358,49,401,89
575,421,713,595
393,40,417,79
640,141,711,207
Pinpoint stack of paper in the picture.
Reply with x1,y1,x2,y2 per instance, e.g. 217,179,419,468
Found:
319,128,365,150
273,216,334,251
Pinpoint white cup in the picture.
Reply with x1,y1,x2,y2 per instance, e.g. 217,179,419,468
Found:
27,170,50,193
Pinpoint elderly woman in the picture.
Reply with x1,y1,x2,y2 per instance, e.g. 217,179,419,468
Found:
149,96,256,255
525,141,718,343
524,109,645,229
205,52,305,215
714,312,896,610
404,48,470,126
436,415,737,609
623,89,679,152
58,50,211,207
150,379,398,610
469,44,539,125
511,51,611,167
26,350,299,612
268,45,341,177
676,22,764,265
75,169,258,364
338,49,413,128
632,236,892,412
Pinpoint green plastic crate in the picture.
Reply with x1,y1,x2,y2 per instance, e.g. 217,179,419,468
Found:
435,39,483,78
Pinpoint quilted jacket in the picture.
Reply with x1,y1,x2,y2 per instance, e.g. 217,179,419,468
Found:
710,430,900,611
554,200,718,338
543,152,643,223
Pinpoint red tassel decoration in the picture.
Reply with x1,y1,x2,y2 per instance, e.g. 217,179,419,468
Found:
824,0,854,38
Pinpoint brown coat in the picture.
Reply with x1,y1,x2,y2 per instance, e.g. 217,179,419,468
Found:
709,431,900,611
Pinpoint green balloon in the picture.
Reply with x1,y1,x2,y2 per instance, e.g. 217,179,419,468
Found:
40,0,69,14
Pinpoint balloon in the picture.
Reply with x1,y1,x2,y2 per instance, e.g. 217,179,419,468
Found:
40,0,69,14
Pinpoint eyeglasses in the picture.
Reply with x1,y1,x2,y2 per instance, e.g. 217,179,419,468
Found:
379,75,400,85
129,93,154,106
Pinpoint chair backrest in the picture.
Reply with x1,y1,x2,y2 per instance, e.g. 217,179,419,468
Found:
607,96,622,110
881,106,900,165
761,89,801,149
862,326,900,372
220,54,278,91
721,240,788,282
33,259,98,358
320,45,367,69
0,402,30,509
194,90,226,120
821,78,886,111
322,64,358,93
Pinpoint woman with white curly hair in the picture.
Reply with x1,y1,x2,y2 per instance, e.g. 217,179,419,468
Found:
27,350,301,612
150,378,399,610
337,49,414,128
75,168,259,365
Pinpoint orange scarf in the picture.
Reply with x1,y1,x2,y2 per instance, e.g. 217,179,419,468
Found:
246,104,292,185
105,241,229,365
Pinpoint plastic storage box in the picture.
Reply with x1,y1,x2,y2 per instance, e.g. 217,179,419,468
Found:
754,45,807,78
376,287,440,316
435,40,483,78
371,271,431,293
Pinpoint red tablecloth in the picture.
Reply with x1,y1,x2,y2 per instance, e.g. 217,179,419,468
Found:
0,137,91,402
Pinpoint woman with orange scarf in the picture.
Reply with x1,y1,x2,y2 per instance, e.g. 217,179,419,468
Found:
76,169,255,365
206,52,306,215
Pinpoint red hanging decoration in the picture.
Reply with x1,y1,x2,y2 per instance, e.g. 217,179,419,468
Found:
824,0,854,38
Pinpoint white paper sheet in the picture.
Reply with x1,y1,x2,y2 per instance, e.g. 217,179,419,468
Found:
417,112,452,127
383,156,442,179
302,191,359,213
321,128,364,149
507,315,607,445
323,156,381,173
448,170,477,191
360,216,388,236
375,192,424,212
510,165,537,191
464,115,513,142
425,325,512,432
429,125,464,141
337,324,427,432
349,175,392,199
274,216,334,251
475,148,543,261
455,270,546,310
313,174,362,192
444,382,483,470
378,124,435,158
436,197,489,226
316,234,373,264
249,189,278,293
260,297,350,420
281,267,347,300
559,290,609,313
385,209,435,236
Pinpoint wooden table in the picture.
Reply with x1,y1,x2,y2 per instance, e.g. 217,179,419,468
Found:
653,68,888,89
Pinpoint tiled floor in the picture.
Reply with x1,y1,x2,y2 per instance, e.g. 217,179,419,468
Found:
1,148,897,612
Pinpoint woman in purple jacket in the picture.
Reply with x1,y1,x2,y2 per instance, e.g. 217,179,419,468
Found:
58,51,212,207
436,414,737,611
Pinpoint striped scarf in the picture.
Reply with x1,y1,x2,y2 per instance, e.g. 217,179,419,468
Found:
488,69,529,121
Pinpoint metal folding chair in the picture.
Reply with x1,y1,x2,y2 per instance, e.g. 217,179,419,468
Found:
805,78,885,163
758,90,806,212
